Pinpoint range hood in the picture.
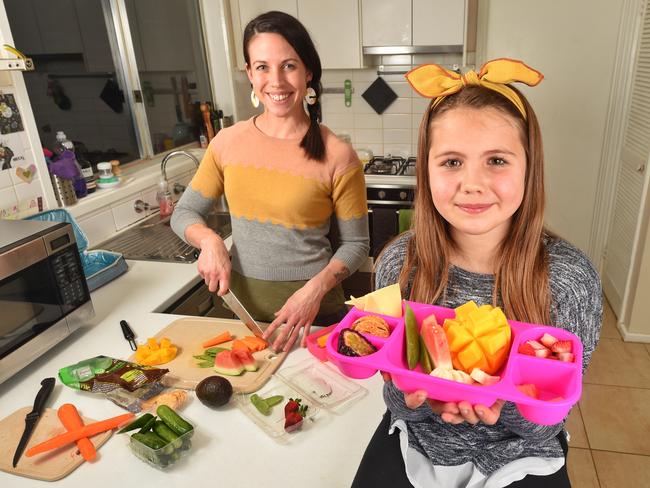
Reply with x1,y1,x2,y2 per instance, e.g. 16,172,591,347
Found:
363,45,463,55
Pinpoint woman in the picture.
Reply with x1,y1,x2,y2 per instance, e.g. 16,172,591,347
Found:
171,11,369,352
352,60,602,487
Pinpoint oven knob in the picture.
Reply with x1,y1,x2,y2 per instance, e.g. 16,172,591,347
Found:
378,190,386,199
399,191,407,200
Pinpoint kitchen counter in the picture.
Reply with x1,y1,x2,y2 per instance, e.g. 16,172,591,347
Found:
0,254,385,487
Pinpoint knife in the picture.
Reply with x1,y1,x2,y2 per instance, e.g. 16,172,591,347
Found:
221,290,265,338
12,377,56,467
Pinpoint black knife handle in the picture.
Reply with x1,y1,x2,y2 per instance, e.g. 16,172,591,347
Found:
29,377,55,416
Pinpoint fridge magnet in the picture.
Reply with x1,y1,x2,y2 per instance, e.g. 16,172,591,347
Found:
15,163,36,183
0,91,24,134
0,133,26,170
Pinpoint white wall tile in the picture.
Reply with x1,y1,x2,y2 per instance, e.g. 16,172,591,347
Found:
322,112,354,128
355,128,383,143
0,170,12,189
0,187,17,211
352,69,378,82
383,114,411,130
386,81,413,98
382,129,411,144
412,97,430,114
351,96,379,114
321,94,354,114
353,143,383,157
354,113,381,129
321,70,353,83
383,98,411,115
412,113,424,129
111,193,144,230
13,178,43,202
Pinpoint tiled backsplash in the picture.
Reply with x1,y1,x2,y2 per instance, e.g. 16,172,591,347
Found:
320,53,465,158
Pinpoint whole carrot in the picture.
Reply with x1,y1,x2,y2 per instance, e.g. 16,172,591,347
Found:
26,412,134,457
57,404,96,461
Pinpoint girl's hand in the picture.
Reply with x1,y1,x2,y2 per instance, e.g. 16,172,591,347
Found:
197,234,231,295
403,389,505,426
263,280,325,352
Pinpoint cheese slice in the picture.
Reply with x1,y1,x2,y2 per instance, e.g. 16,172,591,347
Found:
344,283,402,317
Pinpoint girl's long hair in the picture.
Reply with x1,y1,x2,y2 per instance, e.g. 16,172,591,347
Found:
398,85,552,324
243,11,325,161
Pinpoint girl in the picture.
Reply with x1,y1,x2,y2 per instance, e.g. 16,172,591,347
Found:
352,60,602,488
171,11,369,352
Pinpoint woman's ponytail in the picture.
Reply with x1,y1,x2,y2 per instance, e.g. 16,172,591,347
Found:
301,81,325,161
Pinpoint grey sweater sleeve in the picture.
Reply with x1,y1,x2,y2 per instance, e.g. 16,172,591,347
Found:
170,186,217,244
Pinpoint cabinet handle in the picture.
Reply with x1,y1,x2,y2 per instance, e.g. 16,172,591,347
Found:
637,164,646,174
197,295,213,315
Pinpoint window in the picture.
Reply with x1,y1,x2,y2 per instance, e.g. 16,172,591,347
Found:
4,0,213,168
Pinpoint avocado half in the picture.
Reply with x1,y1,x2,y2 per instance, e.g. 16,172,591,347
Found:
196,375,233,407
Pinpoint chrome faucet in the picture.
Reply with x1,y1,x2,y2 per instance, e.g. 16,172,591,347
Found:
161,150,200,182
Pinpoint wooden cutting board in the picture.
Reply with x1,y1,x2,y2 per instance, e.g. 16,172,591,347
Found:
129,316,288,392
0,407,112,481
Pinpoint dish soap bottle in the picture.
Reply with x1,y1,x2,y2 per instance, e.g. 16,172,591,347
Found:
156,178,174,217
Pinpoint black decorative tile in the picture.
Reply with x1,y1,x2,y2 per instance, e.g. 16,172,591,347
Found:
361,77,398,114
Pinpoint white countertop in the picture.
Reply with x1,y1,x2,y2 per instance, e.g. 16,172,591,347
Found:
0,256,385,487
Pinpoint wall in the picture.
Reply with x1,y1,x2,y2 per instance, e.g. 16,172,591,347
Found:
628,217,650,338
478,0,624,255
0,6,56,218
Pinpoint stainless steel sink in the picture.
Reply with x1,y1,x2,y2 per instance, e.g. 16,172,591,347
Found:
95,212,231,262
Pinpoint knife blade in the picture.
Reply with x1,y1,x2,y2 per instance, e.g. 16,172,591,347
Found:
221,290,265,338
12,377,56,467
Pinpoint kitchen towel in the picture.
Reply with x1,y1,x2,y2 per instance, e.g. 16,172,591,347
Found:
100,79,124,113
398,209,414,234
362,77,398,114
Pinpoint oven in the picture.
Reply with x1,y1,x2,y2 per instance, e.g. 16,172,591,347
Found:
0,219,94,385
365,156,416,258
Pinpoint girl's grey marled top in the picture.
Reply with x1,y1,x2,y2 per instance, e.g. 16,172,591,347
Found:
376,232,602,475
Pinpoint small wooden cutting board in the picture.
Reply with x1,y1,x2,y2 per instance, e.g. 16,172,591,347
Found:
0,407,112,481
129,316,288,392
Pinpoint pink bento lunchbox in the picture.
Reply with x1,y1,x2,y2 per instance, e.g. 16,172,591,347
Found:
325,301,583,425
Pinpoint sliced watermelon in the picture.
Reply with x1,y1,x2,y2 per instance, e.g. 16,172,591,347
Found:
214,350,244,376
420,314,452,370
233,349,258,372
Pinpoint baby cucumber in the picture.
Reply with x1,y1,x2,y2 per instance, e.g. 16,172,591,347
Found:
118,413,154,434
405,304,420,370
132,431,168,450
152,420,183,449
157,404,194,436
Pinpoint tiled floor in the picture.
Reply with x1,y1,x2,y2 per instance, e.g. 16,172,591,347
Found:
566,299,650,487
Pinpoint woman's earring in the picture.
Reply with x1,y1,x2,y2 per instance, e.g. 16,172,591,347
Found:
250,89,259,108
304,87,317,105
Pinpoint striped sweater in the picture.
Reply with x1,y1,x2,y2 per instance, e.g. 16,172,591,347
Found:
376,232,602,480
171,117,369,281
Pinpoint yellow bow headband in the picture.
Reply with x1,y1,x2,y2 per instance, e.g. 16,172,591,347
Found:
405,58,543,119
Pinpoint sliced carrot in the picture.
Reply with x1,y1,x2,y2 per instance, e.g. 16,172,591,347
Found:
231,339,251,352
202,330,232,348
57,404,96,461
241,335,268,351
26,412,134,457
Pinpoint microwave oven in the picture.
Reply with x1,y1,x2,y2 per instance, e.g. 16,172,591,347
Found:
0,219,94,384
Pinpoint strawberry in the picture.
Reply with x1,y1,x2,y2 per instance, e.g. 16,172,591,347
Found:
540,333,558,348
557,352,575,363
518,342,536,356
551,340,572,354
533,347,552,358
283,398,308,433
284,398,301,416
527,340,547,350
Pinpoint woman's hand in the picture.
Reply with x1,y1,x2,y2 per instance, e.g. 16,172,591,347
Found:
382,373,504,425
197,233,231,296
263,280,325,352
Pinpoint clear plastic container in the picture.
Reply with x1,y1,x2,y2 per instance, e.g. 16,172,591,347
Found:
128,428,194,470
235,357,367,443
156,179,174,217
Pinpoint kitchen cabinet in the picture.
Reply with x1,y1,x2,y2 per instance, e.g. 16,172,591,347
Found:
361,0,465,51
74,0,115,73
5,0,83,55
229,0,363,69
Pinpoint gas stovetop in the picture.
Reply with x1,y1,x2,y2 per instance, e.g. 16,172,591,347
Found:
364,156,416,176
364,156,417,188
